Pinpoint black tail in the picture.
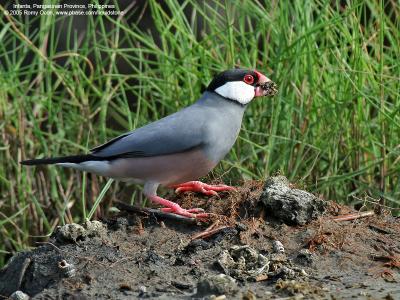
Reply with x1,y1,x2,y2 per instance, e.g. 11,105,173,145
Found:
20,154,96,166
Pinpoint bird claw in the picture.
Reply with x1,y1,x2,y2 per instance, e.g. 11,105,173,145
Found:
175,186,218,196
160,207,209,220
161,207,205,214
171,181,236,196
148,195,209,221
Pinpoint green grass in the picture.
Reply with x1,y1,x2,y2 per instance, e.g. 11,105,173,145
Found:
0,0,399,267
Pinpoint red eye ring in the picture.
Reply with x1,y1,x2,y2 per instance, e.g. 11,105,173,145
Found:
244,74,254,85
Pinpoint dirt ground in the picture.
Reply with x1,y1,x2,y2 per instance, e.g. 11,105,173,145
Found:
1,178,399,299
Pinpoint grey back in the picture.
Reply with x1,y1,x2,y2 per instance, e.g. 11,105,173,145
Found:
91,92,246,163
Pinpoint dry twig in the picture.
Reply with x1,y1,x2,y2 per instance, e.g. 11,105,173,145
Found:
191,222,232,240
332,211,375,222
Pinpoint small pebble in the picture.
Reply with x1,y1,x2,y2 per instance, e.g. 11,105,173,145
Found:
58,260,76,278
138,285,147,297
300,269,309,277
272,240,285,253
10,291,29,300
210,295,226,300
242,289,256,300
196,274,239,297
54,223,86,242
295,249,314,266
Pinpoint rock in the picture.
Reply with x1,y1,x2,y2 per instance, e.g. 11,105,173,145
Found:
144,250,165,266
269,253,288,264
138,285,147,297
271,266,296,280
0,220,109,298
217,250,237,275
272,240,285,253
212,227,238,243
52,221,107,243
0,246,64,297
84,220,107,237
217,245,270,281
295,249,315,266
216,244,308,283
53,223,86,243
0,253,31,297
10,291,30,300
185,239,212,253
242,289,257,300
58,260,76,278
260,176,327,225
196,274,239,297
217,243,308,283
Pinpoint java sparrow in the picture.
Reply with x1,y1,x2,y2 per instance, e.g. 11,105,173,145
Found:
21,68,278,219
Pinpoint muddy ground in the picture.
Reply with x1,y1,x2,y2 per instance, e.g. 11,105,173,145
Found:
1,177,399,299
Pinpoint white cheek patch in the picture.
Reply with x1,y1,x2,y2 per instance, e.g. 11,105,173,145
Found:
215,81,255,105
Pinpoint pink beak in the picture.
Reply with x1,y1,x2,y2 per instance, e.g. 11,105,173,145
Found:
253,70,278,97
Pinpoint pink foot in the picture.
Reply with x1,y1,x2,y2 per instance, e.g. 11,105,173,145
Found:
148,195,208,219
170,181,236,196
161,207,205,214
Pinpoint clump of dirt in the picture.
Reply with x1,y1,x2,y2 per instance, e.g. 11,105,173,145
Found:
53,220,107,243
195,274,239,298
260,176,327,225
217,245,307,282
275,279,326,298
1,177,399,299
217,245,270,281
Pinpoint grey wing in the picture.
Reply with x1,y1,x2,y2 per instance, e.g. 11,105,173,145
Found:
90,106,207,159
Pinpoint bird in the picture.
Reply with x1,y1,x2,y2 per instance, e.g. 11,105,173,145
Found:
21,68,278,219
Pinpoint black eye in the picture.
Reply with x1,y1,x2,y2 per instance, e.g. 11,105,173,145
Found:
244,74,254,85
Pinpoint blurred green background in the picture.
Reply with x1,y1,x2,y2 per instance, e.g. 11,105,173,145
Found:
0,0,399,267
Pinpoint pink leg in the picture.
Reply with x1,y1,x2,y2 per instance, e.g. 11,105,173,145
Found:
170,181,236,196
148,195,208,219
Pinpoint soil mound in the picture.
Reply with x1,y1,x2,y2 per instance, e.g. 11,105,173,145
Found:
1,177,399,299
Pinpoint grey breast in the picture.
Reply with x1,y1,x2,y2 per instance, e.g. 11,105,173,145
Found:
197,92,246,163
